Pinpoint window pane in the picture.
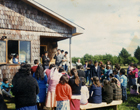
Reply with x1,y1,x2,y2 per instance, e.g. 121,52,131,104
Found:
19,41,31,63
0,41,6,63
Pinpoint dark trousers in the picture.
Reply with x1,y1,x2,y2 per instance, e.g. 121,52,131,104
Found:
122,86,127,102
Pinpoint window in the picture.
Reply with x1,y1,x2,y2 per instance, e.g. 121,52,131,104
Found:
7,40,31,64
0,41,6,63
19,41,31,63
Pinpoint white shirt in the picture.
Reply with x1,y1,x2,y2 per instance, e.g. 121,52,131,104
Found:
80,86,89,104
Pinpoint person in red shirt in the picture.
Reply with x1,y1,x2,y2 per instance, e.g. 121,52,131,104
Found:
31,59,39,75
55,75,72,110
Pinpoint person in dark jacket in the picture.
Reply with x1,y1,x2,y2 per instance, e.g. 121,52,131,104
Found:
91,61,101,79
102,80,113,104
0,94,7,110
11,64,39,110
88,76,102,104
77,65,86,78
42,51,50,70
69,68,82,110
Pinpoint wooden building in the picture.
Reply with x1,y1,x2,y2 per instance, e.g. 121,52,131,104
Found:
0,0,84,82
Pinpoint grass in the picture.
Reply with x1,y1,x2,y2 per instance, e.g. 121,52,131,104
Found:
4,89,139,110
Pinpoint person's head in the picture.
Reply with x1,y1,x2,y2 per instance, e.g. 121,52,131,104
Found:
107,61,111,65
113,69,118,75
115,64,120,71
14,54,19,59
81,77,86,86
103,79,110,86
65,51,68,56
61,50,64,54
77,65,83,70
111,77,117,84
133,64,137,69
59,66,65,73
88,60,93,64
35,64,44,80
101,65,105,70
109,73,114,79
130,62,133,67
99,61,102,66
92,76,101,87
107,65,111,70
85,61,88,65
120,69,125,75
3,78,8,84
41,54,44,58
78,59,81,63
19,64,31,76
94,61,98,66
8,55,13,60
59,74,69,85
49,64,55,69
70,68,80,86
34,59,39,65
44,51,48,56
57,49,61,54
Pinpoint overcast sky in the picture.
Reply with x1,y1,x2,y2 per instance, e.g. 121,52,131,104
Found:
36,0,140,57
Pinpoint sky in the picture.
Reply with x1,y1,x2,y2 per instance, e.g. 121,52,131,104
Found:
36,0,140,57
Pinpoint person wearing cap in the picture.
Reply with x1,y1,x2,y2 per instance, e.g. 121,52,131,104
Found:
42,51,50,70
54,49,64,66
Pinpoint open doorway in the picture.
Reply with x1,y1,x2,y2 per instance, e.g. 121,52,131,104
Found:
40,45,47,57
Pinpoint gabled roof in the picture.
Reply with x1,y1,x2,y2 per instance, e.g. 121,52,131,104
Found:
22,0,84,36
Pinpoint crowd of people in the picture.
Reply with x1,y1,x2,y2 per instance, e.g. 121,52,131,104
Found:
0,49,140,110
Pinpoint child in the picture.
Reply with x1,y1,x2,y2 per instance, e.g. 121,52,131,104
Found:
130,85,139,95
80,77,89,105
56,75,72,110
109,74,120,88
120,69,127,102
113,69,121,82
102,80,113,104
88,76,102,104
1,78,13,98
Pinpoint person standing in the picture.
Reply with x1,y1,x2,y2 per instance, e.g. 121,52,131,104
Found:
76,59,82,69
54,49,64,67
91,61,101,80
45,67,62,109
77,65,85,78
84,61,88,82
33,65,47,110
42,51,50,70
61,51,69,72
31,59,39,75
120,69,127,102
56,75,72,110
69,68,82,110
87,60,93,85
11,64,39,110
106,65,113,80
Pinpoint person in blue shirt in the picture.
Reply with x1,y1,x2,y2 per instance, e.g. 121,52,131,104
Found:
33,64,47,110
88,76,102,104
1,78,13,98
13,54,20,64
106,65,112,80
120,69,127,102
113,69,121,82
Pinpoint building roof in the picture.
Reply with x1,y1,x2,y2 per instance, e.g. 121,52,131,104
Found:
22,0,84,36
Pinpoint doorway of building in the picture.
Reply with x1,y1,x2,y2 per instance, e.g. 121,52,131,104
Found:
40,45,47,57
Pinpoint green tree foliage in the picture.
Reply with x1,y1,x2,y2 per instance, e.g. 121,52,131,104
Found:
127,57,139,64
134,46,140,64
118,48,131,64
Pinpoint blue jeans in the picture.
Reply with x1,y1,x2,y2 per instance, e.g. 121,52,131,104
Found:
122,86,127,102
62,64,68,72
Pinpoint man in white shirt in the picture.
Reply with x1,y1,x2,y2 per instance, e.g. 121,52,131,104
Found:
76,59,82,69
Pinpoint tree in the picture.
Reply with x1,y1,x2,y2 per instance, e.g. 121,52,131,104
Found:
128,57,139,64
134,46,140,64
119,48,131,64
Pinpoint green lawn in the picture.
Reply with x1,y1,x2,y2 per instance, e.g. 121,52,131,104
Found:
5,89,139,110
